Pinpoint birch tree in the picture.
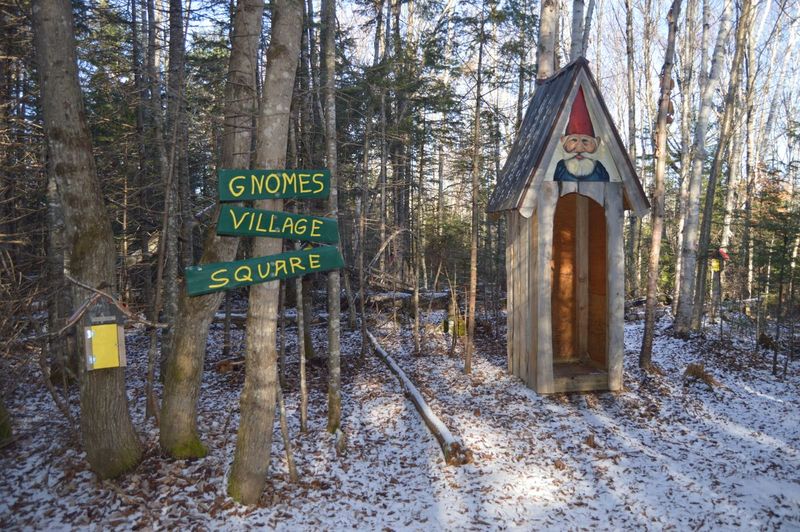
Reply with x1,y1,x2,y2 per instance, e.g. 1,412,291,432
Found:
691,0,754,329
673,0,732,336
537,0,558,79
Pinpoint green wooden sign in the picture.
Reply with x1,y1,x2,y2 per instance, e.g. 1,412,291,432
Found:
218,169,330,201
216,206,338,243
185,245,344,296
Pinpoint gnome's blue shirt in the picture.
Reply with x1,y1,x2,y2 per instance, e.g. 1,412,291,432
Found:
554,159,610,182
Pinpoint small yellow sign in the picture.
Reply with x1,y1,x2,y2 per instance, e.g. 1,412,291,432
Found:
711,258,721,272
85,322,126,370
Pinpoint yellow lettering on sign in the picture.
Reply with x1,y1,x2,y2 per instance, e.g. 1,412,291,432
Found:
229,175,246,198
308,253,321,270
230,208,249,230
298,173,311,193
309,219,322,237
274,259,288,277
254,213,268,233
266,173,281,194
311,172,325,193
289,256,305,273
281,217,294,234
257,262,271,279
209,268,230,288
293,218,307,235
251,174,264,195
234,266,253,282
283,172,297,194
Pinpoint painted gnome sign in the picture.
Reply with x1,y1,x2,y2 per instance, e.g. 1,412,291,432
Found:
486,58,650,394
554,87,609,183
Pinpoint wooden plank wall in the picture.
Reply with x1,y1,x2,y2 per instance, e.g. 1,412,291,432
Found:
527,212,538,388
506,212,514,374
551,194,577,362
587,196,607,367
605,183,624,390
535,182,558,393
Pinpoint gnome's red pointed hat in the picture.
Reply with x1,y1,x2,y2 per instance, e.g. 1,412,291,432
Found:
565,87,595,137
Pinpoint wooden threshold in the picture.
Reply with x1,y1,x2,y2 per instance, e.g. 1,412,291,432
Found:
552,361,608,393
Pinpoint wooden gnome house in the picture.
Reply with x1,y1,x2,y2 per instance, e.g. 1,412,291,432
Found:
487,57,649,394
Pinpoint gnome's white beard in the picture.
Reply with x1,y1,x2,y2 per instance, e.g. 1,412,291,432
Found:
564,154,597,176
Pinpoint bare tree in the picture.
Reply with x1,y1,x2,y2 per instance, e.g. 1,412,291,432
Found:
691,0,754,329
673,0,733,336
641,0,681,369
32,0,142,478
160,0,264,459
321,0,343,438
537,0,558,79
466,1,486,375
227,0,303,505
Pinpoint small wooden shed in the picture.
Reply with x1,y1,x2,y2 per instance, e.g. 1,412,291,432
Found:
487,58,649,393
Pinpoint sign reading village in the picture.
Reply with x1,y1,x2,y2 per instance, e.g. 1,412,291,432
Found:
185,168,343,296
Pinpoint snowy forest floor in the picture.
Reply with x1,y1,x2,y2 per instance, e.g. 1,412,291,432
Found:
1,303,799,530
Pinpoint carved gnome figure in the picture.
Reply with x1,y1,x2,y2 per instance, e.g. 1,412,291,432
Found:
554,87,610,182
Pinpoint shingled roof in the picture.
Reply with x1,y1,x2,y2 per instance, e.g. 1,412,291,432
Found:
487,57,649,216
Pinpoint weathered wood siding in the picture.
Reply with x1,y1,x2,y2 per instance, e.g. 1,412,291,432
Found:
605,183,625,391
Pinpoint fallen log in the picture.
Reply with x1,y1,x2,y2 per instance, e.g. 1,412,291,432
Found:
366,330,472,466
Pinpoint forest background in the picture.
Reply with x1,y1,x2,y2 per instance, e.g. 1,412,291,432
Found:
0,0,798,506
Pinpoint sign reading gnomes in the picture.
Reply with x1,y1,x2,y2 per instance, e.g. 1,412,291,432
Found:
185,168,344,296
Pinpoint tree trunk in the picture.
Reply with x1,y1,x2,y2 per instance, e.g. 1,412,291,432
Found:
570,0,585,60
32,0,142,478
673,0,732,336
321,0,343,437
673,0,700,311
641,0,681,369
537,0,557,80
227,0,302,505
690,0,752,330
0,396,12,448
160,0,264,459
466,3,485,375
624,0,639,299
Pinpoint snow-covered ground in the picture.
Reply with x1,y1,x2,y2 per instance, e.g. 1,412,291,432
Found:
1,311,798,530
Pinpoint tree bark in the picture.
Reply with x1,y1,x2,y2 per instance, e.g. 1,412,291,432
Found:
32,0,142,478
0,396,12,448
570,0,585,60
691,0,753,330
537,0,557,80
321,0,342,436
466,3,485,375
672,0,697,312
227,0,302,505
640,0,681,369
160,0,188,372
160,0,263,459
673,0,732,336
624,0,639,298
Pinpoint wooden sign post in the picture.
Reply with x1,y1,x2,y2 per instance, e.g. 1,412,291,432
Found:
185,168,343,296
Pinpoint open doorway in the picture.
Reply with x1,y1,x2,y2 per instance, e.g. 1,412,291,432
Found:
551,192,608,390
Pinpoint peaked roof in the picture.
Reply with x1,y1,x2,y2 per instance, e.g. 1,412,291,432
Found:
487,57,649,216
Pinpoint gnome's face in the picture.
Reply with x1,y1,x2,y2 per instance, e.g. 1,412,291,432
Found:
561,134,601,176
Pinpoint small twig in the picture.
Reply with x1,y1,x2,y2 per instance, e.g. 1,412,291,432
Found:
64,274,167,329
277,386,299,483
33,320,79,437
